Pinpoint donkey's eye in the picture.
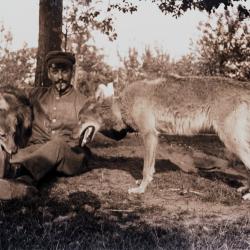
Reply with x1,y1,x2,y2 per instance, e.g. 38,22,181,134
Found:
0,133,6,138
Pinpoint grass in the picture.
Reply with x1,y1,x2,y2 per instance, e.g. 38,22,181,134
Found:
1,134,250,249
0,194,249,250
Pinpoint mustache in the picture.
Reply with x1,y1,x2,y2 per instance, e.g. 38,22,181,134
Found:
55,80,68,85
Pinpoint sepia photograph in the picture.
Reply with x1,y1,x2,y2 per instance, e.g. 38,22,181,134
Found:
0,0,249,249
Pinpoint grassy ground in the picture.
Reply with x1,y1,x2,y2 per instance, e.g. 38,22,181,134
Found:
0,134,250,249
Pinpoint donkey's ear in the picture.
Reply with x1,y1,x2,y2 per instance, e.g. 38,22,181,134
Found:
95,82,114,103
95,84,105,102
0,94,9,110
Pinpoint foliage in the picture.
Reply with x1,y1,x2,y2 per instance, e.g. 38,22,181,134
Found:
1,1,249,91
0,47,37,88
0,23,13,54
107,1,138,14
195,10,250,80
63,0,117,45
141,47,172,78
34,0,249,85
173,54,200,76
152,0,250,18
116,47,198,91
63,0,250,51
73,44,115,96
107,0,249,19
118,48,142,85
63,0,117,96
0,24,36,88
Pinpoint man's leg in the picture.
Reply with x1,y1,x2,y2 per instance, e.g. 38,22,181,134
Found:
10,138,90,181
56,143,91,176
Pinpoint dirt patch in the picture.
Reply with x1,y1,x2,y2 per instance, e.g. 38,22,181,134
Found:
0,134,249,249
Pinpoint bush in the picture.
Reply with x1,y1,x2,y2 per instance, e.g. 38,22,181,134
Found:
195,10,250,80
0,24,36,88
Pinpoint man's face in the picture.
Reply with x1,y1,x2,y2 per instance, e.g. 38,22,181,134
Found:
48,63,73,94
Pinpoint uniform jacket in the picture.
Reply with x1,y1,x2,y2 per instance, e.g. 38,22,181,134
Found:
27,85,87,146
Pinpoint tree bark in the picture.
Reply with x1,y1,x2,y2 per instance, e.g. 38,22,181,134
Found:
35,0,63,86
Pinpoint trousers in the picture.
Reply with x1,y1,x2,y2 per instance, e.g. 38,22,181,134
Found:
2,138,90,181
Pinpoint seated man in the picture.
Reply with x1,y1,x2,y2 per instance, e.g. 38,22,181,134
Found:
0,51,91,200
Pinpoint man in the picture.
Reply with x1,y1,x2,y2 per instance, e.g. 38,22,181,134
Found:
0,51,90,200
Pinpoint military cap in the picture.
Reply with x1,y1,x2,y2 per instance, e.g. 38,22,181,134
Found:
45,51,76,67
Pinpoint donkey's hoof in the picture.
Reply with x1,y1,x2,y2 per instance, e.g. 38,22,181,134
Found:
242,193,250,201
237,185,249,194
128,186,145,194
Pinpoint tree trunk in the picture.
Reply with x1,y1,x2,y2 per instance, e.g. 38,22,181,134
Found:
35,0,63,86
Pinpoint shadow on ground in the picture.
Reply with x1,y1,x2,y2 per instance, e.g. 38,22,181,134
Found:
90,154,246,190
0,189,249,250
